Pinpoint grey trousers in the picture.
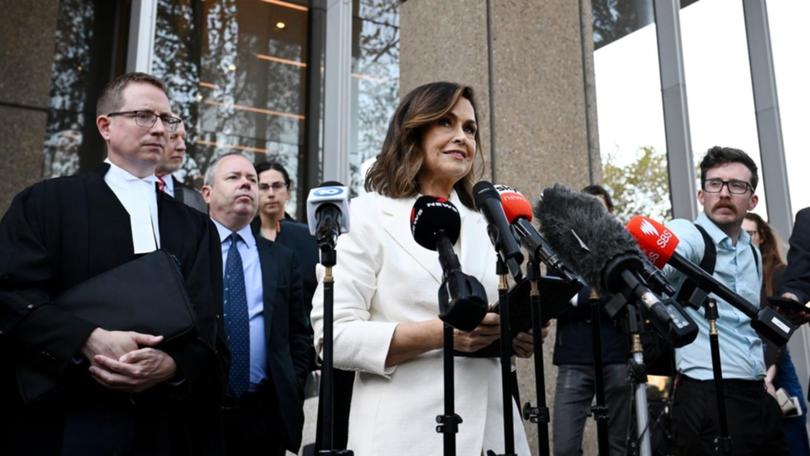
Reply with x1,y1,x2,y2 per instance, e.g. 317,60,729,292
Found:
553,364,631,456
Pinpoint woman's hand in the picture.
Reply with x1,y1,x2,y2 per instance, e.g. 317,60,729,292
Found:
454,312,501,353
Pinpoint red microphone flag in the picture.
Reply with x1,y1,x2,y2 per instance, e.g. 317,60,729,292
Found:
625,215,680,269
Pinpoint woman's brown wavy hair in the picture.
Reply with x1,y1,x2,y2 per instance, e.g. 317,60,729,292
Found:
744,212,785,296
364,81,484,209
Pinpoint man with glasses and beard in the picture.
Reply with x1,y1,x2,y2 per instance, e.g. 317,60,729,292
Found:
662,146,787,455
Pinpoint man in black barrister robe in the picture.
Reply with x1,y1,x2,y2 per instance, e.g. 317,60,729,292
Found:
0,72,227,455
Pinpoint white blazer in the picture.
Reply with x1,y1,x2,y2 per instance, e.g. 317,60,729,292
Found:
311,191,530,455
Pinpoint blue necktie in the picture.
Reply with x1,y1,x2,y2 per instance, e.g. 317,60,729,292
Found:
224,233,250,397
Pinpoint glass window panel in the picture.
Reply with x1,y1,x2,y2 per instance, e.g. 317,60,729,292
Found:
767,0,810,216
592,0,672,222
680,0,767,216
43,0,127,178
153,0,316,217
349,0,399,195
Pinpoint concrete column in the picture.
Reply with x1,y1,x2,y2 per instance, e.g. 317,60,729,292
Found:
0,0,60,213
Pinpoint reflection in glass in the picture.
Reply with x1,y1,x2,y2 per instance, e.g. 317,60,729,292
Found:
592,0,653,50
680,0,767,215
592,0,671,221
153,0,313,213
350,0,399,195
43,0,96,178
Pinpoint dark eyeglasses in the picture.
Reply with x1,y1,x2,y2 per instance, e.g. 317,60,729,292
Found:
107,110,182,132
702,178,753,195
259,182,288,192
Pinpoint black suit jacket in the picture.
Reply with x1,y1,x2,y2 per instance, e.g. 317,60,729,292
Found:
276,220,319,313
553,286,628,365
0,164,227,455
254,236,313,452
780,207,810,303
172,175,208,214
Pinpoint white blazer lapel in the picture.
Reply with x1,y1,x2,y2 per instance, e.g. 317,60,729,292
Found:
379,195,443,283
455,192,493,283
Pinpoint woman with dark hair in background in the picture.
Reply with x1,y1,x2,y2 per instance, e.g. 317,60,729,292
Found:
310,81,532,454
253,161,319,311
743,212,810,455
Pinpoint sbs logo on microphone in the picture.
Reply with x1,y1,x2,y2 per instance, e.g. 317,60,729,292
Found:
656,230,673,249
640,219,660,237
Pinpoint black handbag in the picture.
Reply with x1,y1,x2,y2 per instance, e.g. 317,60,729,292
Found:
15,249,196,403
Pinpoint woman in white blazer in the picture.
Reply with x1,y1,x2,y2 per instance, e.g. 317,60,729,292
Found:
311,82,533,455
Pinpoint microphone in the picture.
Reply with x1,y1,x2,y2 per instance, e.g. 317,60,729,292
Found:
411,196,488,331
535,184,698,347
306,181,350,249
495,184,584,288
472,181,524,281
626,215,796,345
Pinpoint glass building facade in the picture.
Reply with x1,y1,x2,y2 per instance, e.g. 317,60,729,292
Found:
38,0,400,219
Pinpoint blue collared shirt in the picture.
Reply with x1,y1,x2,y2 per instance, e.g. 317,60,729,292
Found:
212,219,267,388
665,212,764,380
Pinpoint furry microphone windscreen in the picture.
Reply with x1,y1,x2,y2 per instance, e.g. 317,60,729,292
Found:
534,184,640,295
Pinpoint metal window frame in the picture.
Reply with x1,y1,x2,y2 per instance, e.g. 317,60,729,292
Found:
654,0,697,220
743,0,792,237
322,0,352,185
126,0,157,73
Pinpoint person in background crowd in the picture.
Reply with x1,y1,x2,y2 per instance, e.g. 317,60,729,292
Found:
552,184,630,456
154,120,207,213
252,161,318,313
779,206,810,311
203,153,312,455
310,81,534,455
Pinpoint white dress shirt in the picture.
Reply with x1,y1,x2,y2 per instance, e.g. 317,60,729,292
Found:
158,174,176,198
103,160,160,253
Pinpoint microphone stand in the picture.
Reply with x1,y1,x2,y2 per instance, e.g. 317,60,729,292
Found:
588,290,611,456
521,259,550,456
487,257,518,456
623,304,652,456
436,312,462,455
704,297,732,456
317,243,353,456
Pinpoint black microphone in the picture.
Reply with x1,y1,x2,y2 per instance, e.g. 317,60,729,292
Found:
535,184,698,348
411,196,488,331
472,181,524,281
306,181,350,249
627,215,796,346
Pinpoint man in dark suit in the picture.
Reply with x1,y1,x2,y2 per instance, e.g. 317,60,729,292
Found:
780,207,810,305
0,72,226,455
202,153,312,455
155,120,208,213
